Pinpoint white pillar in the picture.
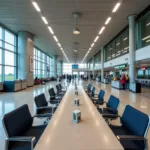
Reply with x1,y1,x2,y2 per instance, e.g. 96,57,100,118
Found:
101,47,104,82
53,55,58,78
128,15,136,83
18,31,34,87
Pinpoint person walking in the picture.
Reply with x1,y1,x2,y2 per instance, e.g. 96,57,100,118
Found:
120,74,126,90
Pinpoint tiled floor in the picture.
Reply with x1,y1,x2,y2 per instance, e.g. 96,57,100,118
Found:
0,80,150,150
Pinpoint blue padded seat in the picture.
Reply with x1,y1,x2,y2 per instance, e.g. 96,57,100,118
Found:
98,95,119,114
110,105,149,150
3,104,47,150
94,90,105,105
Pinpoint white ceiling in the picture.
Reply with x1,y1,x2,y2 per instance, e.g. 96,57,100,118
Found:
0,0,149,62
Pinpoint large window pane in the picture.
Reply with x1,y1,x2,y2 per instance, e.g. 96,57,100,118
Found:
0,27,2,40
5,43,15,51
5,66,14,81
5,51,14,66
0,65,2,81
5,31,15,45
0,49,2,64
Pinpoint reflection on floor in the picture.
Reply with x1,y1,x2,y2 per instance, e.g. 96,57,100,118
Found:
0,80,150,150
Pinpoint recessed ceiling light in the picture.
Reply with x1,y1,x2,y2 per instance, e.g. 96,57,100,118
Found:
146,22,150,26
32,2,41,12
105,17,111,25
57,43,61,47
48,26,54,34
142,35,150,41
42,16,48,24
53,36,58,42
60,48,63,51
112,3,121,13
94,36,99,42
99,26,105,34
91,43,95,47
89,48,92,51
74,49,78,52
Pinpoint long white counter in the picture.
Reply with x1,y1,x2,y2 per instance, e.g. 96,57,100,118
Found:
34,83,124,150
111,80,123,90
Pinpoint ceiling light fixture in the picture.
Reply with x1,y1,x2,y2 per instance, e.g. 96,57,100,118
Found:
60,48,63,51
57,43,61,47
146,39,150,43
73,12,81,35
74,49,78,52
94,36,99,42
99,26,105,34
112,3,121,13
32,2,41,12
91,43,95,47
53,36,58,42
48,26,54,34
42,16,48,24
105,17,111,25
142,35,150,41
146,22,150,26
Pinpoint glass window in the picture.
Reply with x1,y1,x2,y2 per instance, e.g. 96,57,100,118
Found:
0,27,2,40
5,66,14,81
5,51,14,66
4,43,15,51
5,31,15,45
140,12,150,47
0,49,2,64
0,65,2,82
121,30,129,54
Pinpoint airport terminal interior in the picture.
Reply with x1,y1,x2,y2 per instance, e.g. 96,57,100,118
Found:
0,0,150,150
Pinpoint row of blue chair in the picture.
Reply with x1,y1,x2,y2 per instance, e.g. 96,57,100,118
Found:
85,83,150,150
2,83,66,150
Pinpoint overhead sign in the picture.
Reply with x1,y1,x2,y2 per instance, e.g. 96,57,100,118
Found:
114,64,126,70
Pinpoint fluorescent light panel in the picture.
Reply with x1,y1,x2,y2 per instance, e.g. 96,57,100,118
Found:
146,22,150,26
112,3,121,12
53,36,58,42
32,2,41,12
105,17,111,25
99,26,105,34
123,37,128,41
146,39,150,43
142,35,150,41
94,36,99,42
91,43,95,47
48,26,54,34
57,43,61,47
42,16,48,24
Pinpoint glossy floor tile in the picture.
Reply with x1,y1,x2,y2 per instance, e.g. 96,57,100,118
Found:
0,80,150,150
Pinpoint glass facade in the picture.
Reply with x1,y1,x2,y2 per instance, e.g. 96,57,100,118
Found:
94,52,101,69
87,59,93,70
0,26,17,81
34,47,53,78
104,29,129,62
137,11,150,48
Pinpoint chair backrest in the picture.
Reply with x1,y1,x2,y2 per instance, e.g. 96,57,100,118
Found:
91,87,95,97
3,104,33,138
59,83,62,90
98,90,105,102
49,88,56,97
56,85,60,93
106,95,120,110
121,105,150,137
34,93,48,107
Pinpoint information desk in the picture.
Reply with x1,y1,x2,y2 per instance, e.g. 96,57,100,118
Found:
34,83,124,150
111,80,123,90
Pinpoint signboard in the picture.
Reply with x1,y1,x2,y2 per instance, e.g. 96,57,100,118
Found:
114,64,126,70
30,56,34,72
72,64,78,69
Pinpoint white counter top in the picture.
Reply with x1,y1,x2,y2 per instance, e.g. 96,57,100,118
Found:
34,83,124,150
111,80,123,89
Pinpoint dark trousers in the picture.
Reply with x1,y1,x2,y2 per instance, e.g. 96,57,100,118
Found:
122,84,125,90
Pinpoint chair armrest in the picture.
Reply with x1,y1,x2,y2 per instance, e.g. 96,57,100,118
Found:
6,137,35,150
7,136,35,142
117,135,145,141
102,114,120,118
36,106,53,109
103,107,116,111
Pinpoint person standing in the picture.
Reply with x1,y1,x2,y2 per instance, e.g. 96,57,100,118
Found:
120,74,126,90
125,75,129,89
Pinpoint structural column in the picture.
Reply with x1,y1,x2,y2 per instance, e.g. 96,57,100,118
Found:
53,55,58,78
18,31,34,87
128,15,136,83
101,47,104,82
